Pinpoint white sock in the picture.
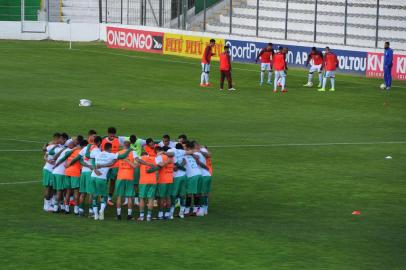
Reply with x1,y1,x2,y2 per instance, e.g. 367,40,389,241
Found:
318,73,322,84
92,206,98,215
193,206,198,213
53,204,58,212
165,211,170,218
267,71,272,83
158,211,163,218
128,209,132,216
79,208,84,213
100,203,106,213
260,71,264,83
180,206,185,214
331,78,335,89
134,197,139,205
200,72,205,84
274,73,279,90
65,204,69,212
74,205,79,214
184,207,190,214
204,73,209,84
170,206,175,215
117,208,121,216
308,73,313,83
89,208,94,214
281,76,286,89
322,77,327,89
51,195,56,205
140,212,144,218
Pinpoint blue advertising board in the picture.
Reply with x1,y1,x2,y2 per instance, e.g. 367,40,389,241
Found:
225,39,368,75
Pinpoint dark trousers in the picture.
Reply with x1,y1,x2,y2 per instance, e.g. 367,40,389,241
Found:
220,70,232,89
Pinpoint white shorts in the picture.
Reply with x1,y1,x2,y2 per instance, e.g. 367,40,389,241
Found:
309,64,322,73
274,70,286,77
260,63,271,71
201,63,211,73
324,71,335,78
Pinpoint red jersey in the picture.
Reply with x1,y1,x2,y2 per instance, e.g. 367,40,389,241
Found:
307,51,323,65
257,48,273,64
324,52,338,71
272,52,286,71
201,46,213,64
219,52,231,71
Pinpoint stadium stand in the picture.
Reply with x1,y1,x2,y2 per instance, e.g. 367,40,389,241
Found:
205,0,406,50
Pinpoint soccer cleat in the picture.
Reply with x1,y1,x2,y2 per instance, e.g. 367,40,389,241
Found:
107,199,114,206
273,89,278,93
282,89,288,93
137,216,144,221
94,214,99,220
219,88,224,91
199,83,207,87
228,88,236,91
303,82,312,87
205,83,212,87
146,216,152,222
116,215,122,220
98,211,104,220
317,88,326,92
127,215,134,221
329,88,335,92
178,212,185,219
197,208,205,217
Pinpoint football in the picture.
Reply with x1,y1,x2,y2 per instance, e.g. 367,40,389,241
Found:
380,83,386,89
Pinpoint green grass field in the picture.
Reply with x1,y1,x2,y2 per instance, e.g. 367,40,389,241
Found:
0,40,405,270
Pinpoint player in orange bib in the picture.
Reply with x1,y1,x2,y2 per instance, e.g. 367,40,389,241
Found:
155,146,175,220
138,152,158,221
273,46,288,93
144,138,157,157
318,47,339,92
219,45,236,91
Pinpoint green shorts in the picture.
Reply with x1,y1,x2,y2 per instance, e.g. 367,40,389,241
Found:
201,176,212,194
115,179,134,197
107,167,119,181
186,175,202,195
139,184,157,199
92,177,108,197
53,174,65,191
80,171,92,193
42,169,53,187
171,176,187,197
68,176,80,189
63,176,71,189
157,183,172,198
133,167,140,185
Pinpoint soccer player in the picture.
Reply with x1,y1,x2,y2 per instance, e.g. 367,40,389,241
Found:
138,152,158,221
154,146,174,220
52,138,75,213
115,141,136,220
219,45,236,91
90,142,121,221
178,134,188,145
169,143,187,218
144,138,157,157
256,43,274,86
200,39,216,87
318,47,339,92
273,46,288,93
158,134,176,149
128,134,146,206
303,47,324,88
383,41,394,91
42,133,61,211
101,127,122,206
184,141,203,216
64,136,84,215
197,145,212,216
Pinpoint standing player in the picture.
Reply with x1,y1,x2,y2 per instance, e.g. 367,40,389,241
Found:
255,43,274,86
273,46,288,93
219,45,236,91
193,143,211,216
158,134,176,149
318,47,339,92
64,137,83,215
383,41,393,91
303,47,324,88
42,133,61,211
101,127,122,206
200,39,216,87
154,147,174,220
169,143,187,218
138,152,158,221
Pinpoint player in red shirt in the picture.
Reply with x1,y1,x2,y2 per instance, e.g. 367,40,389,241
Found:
200,39,216,87
303,47,324,88
255,43,274,86
219,45,235,91
318,47,339,92
273,46,288,93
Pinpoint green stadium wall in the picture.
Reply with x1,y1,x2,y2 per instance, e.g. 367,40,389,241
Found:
195,0,222,14
0,0,41,21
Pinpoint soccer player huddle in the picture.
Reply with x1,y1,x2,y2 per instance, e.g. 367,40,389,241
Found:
42,128,213,222
199,39,339,93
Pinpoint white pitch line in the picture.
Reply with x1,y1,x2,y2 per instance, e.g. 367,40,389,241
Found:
0,180,40,185
208,141,406,148
0,149,40,152
0,138,43,144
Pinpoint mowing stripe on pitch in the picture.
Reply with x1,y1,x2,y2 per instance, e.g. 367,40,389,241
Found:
0,180,40,185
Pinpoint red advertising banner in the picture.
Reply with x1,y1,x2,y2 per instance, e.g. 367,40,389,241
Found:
366,52,406,80
106,27,163,54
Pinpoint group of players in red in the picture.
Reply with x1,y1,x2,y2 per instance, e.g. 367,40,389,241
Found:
199,40,339,92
